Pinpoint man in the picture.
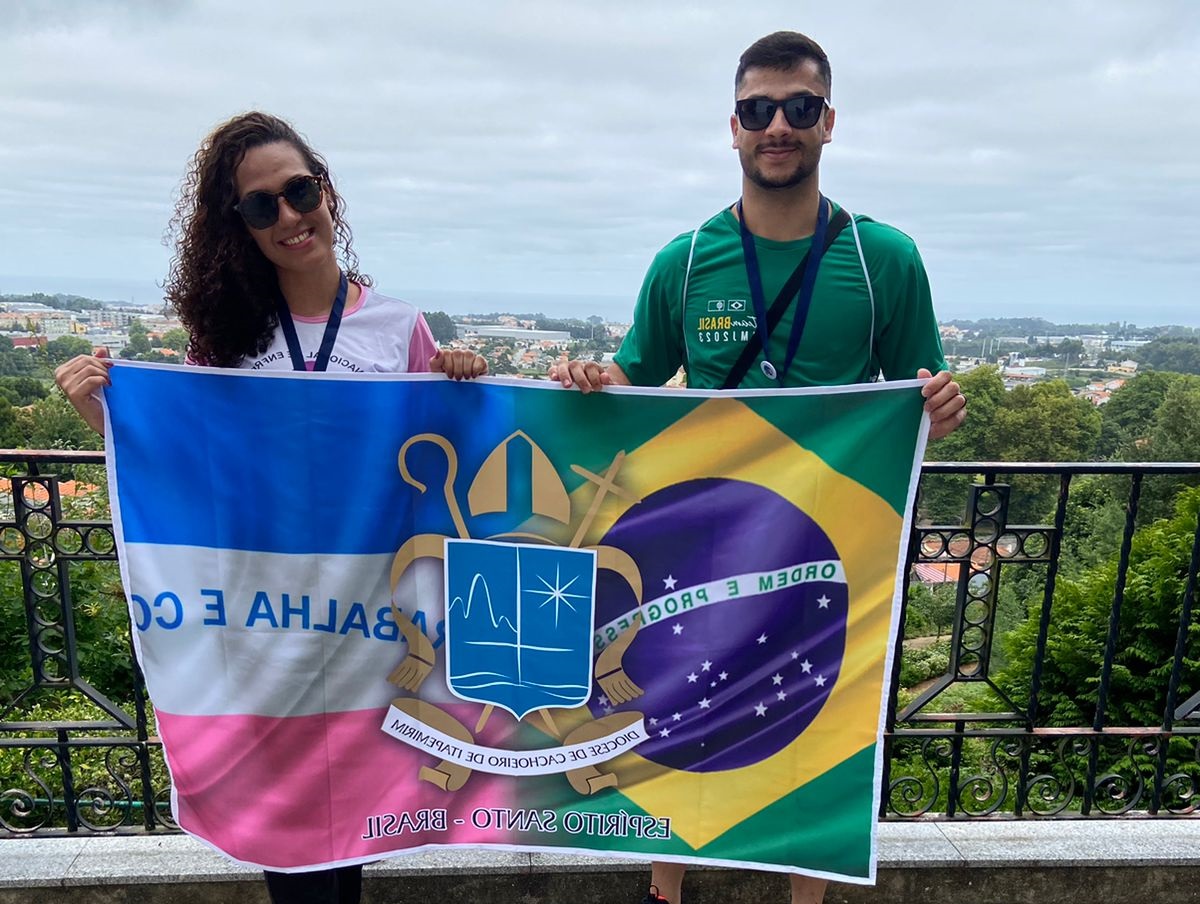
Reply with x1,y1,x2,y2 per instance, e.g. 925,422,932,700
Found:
553,30,964,904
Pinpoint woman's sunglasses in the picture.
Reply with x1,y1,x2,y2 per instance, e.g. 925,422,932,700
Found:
234,175,324,230
734,95,828,131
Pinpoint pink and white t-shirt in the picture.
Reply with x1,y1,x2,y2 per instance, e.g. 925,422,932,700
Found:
240,285,439,374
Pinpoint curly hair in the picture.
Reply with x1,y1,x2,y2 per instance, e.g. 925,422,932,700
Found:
164,112,371,367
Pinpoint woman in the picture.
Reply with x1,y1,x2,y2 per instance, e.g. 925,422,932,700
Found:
56,110,485,427
55,111,487,904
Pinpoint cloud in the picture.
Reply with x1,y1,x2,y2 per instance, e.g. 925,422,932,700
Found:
1,0,1197,325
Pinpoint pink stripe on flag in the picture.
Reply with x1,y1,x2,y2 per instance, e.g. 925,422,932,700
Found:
157,706,517,869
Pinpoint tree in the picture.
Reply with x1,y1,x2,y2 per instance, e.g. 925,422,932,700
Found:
1000,487,1200,728
422,311,457,344
929,367,1006,462
160,328,190,353
1135,337,1200,375
1132,381,1200,522
922,373,1102,522
1095,372,1181,458
1057,476,1130,579
993,380,1101,519
0,376,49,407
121,319,151,359
1148,382,1200,464
45,336,94,368
535,316,591,340
905,582,958,640
992,380,1101,463
18,392,102,451
1057,338,1085,361
0,397,23,448
920,367,1005,522
0,339,38,377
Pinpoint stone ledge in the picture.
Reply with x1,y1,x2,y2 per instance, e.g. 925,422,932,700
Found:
2,820,1199,904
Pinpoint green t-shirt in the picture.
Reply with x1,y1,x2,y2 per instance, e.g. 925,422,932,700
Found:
614,205,947,389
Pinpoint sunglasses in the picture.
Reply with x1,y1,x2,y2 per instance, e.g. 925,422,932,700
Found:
734,95,828,131
235,175,324,230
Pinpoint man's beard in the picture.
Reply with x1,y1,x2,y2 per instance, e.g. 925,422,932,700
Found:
741,144,820,190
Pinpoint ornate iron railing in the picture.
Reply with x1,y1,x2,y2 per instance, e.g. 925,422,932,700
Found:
1,453,1198,834
885,462,1200,819
0,451,171,835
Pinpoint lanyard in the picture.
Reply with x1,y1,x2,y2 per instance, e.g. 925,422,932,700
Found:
275,272,348,372
737,195,830,382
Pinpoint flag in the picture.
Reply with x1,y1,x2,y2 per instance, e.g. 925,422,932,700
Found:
103,363,927,882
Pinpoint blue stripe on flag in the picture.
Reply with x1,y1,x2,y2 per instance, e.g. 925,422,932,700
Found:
105,365,512,554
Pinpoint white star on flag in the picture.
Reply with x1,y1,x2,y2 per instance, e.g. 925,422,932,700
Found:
791,651,800,660
649,717,658,725
699,698,711,709
801,659,813,673
754,702,768,717
687,672,698,683
660,728,671,738
672,712,682,721
701,660,712,672
777,690,788,701
672,623,683,635
663,575,678,590
817,595,831,609
756,633,768,644
814,674,827,687
772,673,783,685
598,695,610,706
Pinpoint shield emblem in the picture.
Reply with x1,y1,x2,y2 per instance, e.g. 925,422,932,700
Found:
444,538,597,720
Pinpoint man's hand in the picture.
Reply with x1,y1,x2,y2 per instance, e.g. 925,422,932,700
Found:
549,359,628,393
430,349,488,380
918,368,966,440
54,349,112,436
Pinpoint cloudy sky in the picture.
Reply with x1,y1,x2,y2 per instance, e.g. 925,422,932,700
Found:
2,0,1197,326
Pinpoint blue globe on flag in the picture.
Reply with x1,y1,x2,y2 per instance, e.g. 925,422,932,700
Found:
591,478,847,772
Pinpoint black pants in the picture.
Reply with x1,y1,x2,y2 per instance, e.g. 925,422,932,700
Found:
263,865,363,904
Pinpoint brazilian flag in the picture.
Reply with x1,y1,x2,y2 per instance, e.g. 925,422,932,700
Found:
514,381,927,882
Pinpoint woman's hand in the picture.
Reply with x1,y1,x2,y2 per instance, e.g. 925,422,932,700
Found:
54,349,113,436
430,349,488,380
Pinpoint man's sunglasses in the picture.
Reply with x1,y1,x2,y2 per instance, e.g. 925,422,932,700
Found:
235,175,323,230
734,95,828,131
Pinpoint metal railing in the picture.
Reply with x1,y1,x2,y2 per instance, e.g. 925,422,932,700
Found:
885,462,1200,819
1,452,1198,835
0,451,170,835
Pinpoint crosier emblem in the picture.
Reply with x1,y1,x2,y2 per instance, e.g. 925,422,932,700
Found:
385,431,646,794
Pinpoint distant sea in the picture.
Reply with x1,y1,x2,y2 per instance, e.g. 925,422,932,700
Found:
2,273,1195,328
0,275,632,322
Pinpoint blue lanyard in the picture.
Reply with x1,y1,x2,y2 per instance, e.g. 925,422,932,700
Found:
275,272,348,372
737,196,830,382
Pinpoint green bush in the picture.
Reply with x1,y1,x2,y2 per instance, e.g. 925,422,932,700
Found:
0,696,169,831
999,487,1200,729
898,641,952,688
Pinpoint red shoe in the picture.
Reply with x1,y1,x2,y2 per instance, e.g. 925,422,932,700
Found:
642,887,670,904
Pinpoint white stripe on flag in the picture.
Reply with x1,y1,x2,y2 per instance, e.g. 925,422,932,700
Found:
124,546,453,716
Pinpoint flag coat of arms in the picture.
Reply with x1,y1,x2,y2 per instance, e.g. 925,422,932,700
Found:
103,363,928,882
